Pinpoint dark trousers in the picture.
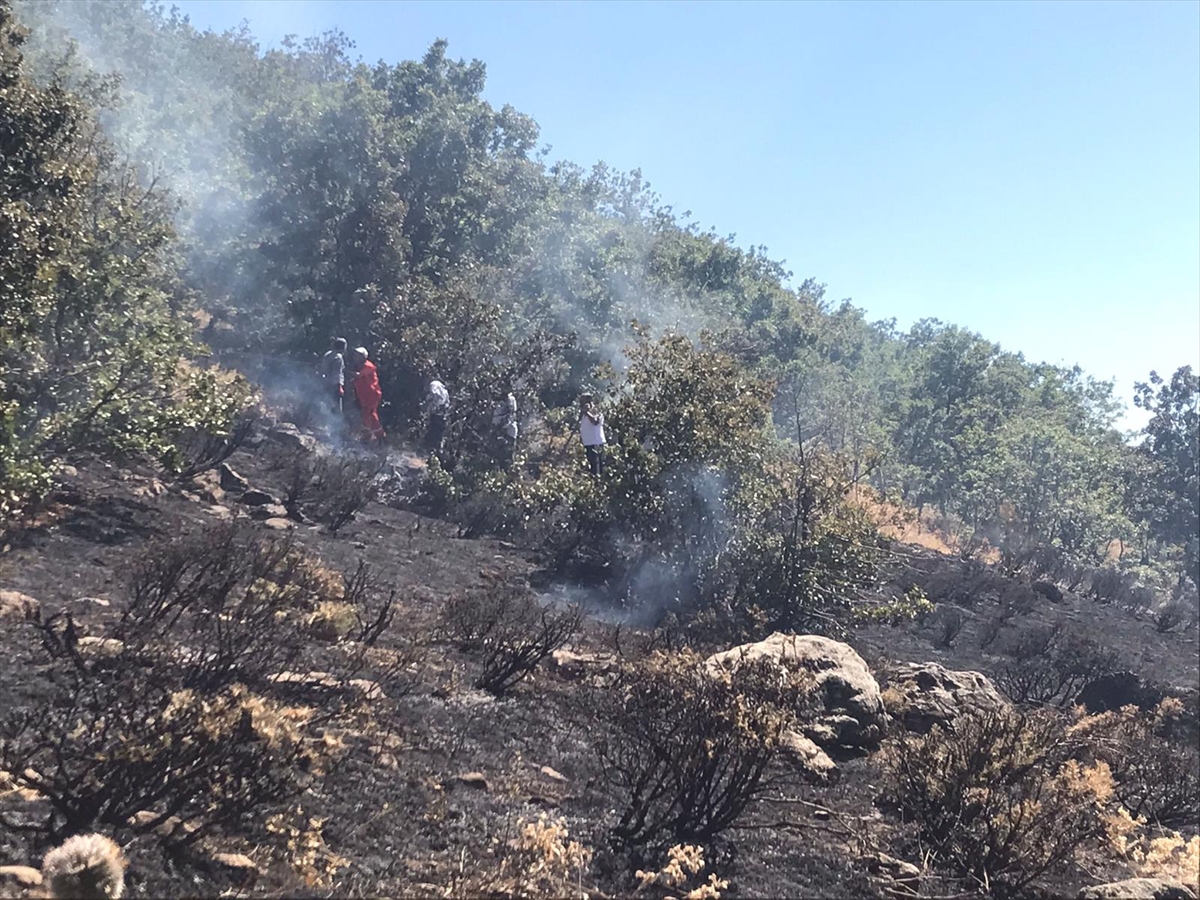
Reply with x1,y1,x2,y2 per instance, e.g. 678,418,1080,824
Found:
427,413,447,451
585,444,604,476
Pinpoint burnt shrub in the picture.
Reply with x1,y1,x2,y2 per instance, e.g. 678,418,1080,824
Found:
0,642,328,840
593,651,797,848
1071,700,1200,830
920,558,1001,608
1088,566,1135,606
279,450,385,533
977,607,1015,651
882,707,1115,894
113,522,340,690
0,524,396,841
168,408,259,480
994,625,1119,708
928,606,965,649
441,581,582,695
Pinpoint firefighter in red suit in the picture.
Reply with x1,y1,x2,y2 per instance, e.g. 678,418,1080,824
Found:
350,347,386,442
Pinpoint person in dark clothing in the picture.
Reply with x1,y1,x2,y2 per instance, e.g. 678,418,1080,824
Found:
319,337,347,414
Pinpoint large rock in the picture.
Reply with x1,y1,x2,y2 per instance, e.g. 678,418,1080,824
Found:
705,633,885,748
883,662,1006,733
218,463,249,492
0,591,39,621
1078,879,1197,900
268,423,318,454
778,730,839,784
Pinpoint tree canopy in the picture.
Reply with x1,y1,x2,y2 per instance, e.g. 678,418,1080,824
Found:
4,0,1195,608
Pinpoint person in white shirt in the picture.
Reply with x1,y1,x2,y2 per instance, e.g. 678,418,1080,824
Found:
492,390,518,467
426,378,450,451
579,393,606,476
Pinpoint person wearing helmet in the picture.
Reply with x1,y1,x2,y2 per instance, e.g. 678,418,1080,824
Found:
350,346,385,442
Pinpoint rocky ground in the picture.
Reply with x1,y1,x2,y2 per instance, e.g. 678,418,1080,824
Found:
0,420,1196,899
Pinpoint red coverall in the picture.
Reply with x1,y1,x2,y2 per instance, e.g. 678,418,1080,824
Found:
353,359,386,442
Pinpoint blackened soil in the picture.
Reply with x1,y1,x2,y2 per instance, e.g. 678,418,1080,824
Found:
1,442,1195,898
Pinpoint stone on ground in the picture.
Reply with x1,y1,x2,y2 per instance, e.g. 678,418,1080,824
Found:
882,661,1006,733
705,633,885,748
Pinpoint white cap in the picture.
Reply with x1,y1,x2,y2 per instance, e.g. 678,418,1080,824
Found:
354,346,369,358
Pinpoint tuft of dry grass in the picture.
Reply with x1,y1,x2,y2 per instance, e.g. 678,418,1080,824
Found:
42,833,126,900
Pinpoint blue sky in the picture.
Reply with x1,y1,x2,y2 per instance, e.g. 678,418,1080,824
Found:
174,0,1199,426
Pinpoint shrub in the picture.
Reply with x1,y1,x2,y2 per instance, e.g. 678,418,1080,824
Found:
853,587,935,627
929,606,965,649
0,523,396,840
442,814,592,899
1088,566,1135,606
594,651,796,848
994,626,1119,708
114,523,340,691
977,607,1014,651
635,844,728,900
279,450,385,533
307,601,359,642
882,708,1115,893
42,833,126,900
441,581,582,695
1,662,324,839
167,402,259,481
1070,700,1200,830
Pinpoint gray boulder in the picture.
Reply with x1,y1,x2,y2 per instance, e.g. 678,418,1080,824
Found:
883,661,1006,733
705,633,885,748
1078,879,1196,900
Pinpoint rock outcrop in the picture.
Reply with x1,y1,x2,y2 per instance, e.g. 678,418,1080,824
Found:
882,661,1006,733
705,633,885,748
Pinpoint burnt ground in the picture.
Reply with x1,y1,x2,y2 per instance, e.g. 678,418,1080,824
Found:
1,433,1197,899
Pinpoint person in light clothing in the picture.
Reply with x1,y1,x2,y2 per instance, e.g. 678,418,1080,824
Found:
579,393,606,476
426,378,449,451
492,389,518,467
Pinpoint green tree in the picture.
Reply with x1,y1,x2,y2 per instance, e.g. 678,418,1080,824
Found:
1,1,241,520
1133,366,1199,585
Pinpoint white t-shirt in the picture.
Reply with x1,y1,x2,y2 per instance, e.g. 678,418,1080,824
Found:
493,393,518,439
580,410,606,447
428,380,449,411
322,350,344,387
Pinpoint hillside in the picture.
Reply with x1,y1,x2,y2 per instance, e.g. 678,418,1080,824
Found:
2,415,1198,899
1,1,1198,897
